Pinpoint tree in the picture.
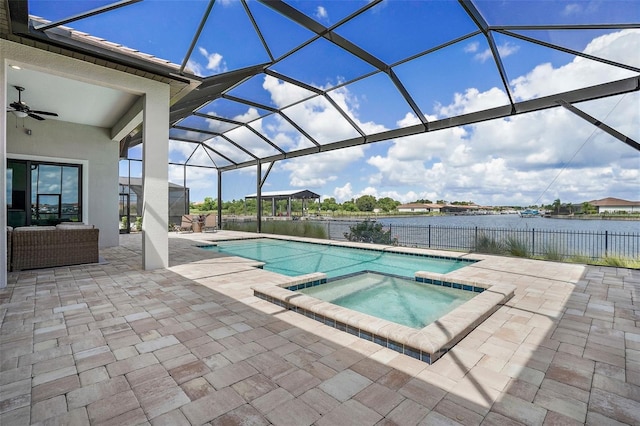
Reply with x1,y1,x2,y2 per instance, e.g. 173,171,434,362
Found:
355,195,377,212
377,197,400,212
202,196,217,211
344,220,397,245
321,197,339,212
436,199,447,205
414,199,432,204
552,198,561,214
224,199,254,215
581,202,596,215
342,201,358,212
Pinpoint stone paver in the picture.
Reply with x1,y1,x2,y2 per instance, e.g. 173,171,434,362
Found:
1,231,638,425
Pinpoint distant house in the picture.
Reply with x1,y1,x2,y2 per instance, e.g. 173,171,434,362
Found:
588,197,640,213
441,204,480,213
397,203,442,213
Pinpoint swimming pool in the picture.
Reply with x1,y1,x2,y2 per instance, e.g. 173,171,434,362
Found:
206,237,512,363
300,272,475,329
254,270,515,364
204,238,473,278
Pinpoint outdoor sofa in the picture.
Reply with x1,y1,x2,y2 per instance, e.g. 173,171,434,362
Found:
8,224,99,271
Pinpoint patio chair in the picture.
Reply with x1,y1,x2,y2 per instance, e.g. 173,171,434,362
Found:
203,214,217,232
176,215,193,233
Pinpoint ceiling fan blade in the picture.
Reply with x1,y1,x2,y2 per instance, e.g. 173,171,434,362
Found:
9,102,25,111
30,110,59,117
28,113,46,121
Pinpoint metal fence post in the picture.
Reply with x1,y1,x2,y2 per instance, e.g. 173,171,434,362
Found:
532,228,535,256
428,225,431,248
605,230,608,257
475,226,478,251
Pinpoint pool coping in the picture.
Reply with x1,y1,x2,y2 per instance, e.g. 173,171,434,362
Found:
252,271,515,364
198,236,478,266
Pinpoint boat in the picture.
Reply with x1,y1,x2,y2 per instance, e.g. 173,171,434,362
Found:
518,209,541,218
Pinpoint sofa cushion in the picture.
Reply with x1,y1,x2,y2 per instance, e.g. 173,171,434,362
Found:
14,226,57,232
56,224,95,230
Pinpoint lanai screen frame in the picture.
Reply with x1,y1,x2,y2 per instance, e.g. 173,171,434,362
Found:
6,0,640,232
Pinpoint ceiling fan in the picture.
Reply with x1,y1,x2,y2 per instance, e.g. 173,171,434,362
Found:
7,86,59,121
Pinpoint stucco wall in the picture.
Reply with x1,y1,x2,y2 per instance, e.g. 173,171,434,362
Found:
598,206,638,213
6,119,119,248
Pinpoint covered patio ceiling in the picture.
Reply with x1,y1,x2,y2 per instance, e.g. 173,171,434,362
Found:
5,0,640,172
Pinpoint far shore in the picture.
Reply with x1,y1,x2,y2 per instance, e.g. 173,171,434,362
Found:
545,214,640,221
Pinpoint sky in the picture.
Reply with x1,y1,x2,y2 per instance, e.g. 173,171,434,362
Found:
31,0,640,207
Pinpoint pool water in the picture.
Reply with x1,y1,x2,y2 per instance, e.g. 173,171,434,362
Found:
206,239,470,279
300,272,476,328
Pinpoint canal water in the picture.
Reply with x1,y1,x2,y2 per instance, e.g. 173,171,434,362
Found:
311,215,638,259
378,214,639,233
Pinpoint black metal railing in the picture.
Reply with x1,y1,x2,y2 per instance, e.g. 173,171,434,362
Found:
327,221,639,260
222,219,640,261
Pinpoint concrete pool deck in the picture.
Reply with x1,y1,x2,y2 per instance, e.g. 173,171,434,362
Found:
1,231,639,425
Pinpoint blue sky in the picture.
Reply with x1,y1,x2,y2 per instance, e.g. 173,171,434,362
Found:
32,0,640,206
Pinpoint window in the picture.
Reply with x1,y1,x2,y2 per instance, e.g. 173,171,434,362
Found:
6,159,82,227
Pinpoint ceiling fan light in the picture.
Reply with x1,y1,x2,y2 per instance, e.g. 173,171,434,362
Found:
12,110,28,118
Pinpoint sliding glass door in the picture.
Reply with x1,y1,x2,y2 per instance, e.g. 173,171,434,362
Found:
6,159,82,227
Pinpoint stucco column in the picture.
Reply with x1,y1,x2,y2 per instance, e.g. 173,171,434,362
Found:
142,91,169,270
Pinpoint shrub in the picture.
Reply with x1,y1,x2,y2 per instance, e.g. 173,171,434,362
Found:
601,255,640,269
222,221,252,232
542,244,564,261
474,232,505,254
344,219,397,245
568,254,592,265
223,220,327,239
505,235,529,257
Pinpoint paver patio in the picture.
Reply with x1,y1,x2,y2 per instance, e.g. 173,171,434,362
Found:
1,231,639,425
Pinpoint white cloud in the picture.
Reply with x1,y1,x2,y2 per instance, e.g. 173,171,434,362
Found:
562,3,582,15
498,42,520,58
436,87,510,118
315,6,328,20
511,30,640,101
473,41,520,63
263,75,314,108
281,146,364,187
265,75,389,189
334,182,353,202
198,47,228,74
464,42,479,53
185,48,228,77
185,60,203,77
474,49,493,63
364,30,640,205
234,107,261,123
183,29,639,205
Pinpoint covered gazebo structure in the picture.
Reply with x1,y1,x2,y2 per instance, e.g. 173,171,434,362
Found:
245,189,320,218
